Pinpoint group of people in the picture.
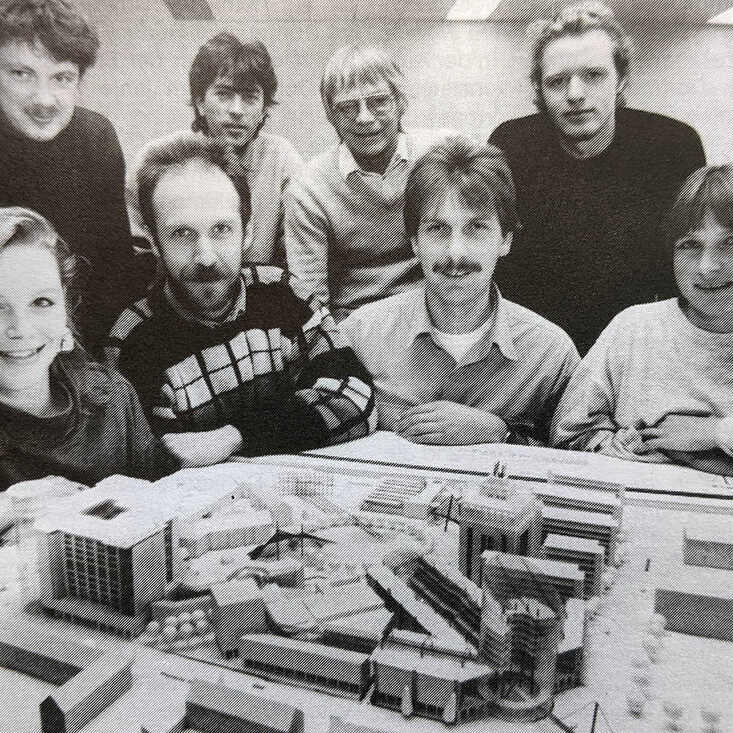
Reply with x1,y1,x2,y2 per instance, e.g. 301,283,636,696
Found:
1,0,732,492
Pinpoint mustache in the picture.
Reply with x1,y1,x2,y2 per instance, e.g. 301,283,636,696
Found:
26,104,59,117
182,264,232,282
433,257,482,275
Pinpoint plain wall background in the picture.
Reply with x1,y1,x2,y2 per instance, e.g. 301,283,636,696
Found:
74,12,733,166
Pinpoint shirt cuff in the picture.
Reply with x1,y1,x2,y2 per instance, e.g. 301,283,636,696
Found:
716,416,733,457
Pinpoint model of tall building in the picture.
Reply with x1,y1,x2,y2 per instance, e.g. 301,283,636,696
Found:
458,476,543,585
34,475,233,636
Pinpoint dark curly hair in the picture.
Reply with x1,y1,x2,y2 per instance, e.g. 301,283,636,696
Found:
0,0,99,72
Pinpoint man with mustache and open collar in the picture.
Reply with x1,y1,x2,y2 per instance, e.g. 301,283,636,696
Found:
340,137,579,446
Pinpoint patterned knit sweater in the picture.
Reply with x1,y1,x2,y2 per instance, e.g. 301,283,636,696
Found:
107,265,376,456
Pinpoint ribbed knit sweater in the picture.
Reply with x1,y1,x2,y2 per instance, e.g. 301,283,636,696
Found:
108,265,376,456
551,299,733,474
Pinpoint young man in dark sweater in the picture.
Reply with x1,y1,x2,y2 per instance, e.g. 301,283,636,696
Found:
107,133,376,466
489,2,705,354
0,0,135,353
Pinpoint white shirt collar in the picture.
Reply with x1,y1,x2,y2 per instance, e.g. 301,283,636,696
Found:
338,132,409,179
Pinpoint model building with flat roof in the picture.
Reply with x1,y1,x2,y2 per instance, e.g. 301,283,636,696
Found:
458,476,543,585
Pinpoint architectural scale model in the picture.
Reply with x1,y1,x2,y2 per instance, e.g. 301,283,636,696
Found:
655,514,733,641
0,457,728,732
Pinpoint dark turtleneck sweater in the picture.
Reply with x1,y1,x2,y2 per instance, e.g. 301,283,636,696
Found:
489,108,705,354
0,107,136,353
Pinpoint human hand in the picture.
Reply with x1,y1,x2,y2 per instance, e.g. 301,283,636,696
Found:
637,415,721,454
161,425,243,468
609,427,647,456
396,401,508,445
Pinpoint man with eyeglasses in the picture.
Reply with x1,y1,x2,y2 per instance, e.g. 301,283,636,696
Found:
488,2,704,354
285,44,453,320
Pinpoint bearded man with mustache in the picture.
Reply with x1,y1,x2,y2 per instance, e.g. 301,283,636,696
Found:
341,137,579,447
106,134,376,467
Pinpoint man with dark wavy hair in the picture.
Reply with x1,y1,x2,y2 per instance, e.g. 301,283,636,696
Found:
128,33,301,266
489,2,705,354
0,0,135,353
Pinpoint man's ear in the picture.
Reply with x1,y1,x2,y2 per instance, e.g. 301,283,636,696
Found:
616,73,629,100
410,235,419,258
532,82,543,110
499,231,513,258
193,97,205,118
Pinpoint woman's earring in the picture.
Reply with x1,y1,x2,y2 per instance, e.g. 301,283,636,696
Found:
60,329,75,353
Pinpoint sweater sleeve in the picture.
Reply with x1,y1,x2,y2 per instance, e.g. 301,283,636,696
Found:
550,317,626,453
122,377,179,479
233,300,377,456
284,174,332,307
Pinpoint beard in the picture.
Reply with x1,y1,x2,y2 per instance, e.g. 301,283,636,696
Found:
171,263,240,320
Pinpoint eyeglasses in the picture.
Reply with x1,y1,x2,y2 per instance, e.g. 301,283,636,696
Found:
332,93,396,122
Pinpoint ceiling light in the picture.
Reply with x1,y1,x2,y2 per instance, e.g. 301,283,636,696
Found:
709,6,733,24
446,0,503,20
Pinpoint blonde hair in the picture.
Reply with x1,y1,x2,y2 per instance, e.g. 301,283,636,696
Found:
320,45,407,124
0,206,78,304
529,2,631,110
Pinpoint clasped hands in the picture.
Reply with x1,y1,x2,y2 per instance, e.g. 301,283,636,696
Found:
613,414,725,456
395,401,509,445
162,424,243,468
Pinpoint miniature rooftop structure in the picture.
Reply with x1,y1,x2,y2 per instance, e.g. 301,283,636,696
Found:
186,678,304,733
655,558,733,641
180,506,273,559
541,505,619,563
360,474,444,520
7,476,84,530
683,515,733,571
543,534,604,598
481,550,583,612
248,524,335,561
533,484,622,523
211,578,268,656
39,652,133,733
458,476,543,584
239,634,372,698
34,472,250,636
489,596,562,723
370,642,495,724
367,563,475,655
34,473,234,548
0,624,103,685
